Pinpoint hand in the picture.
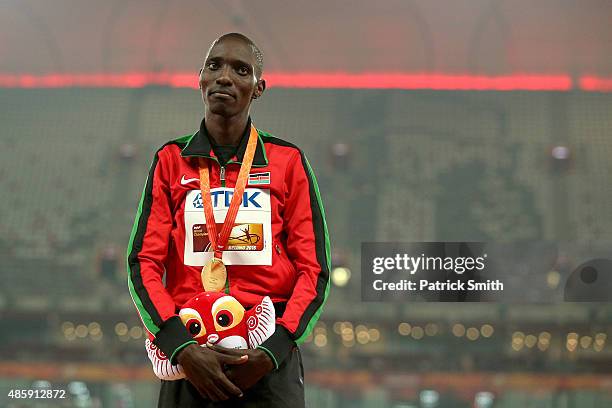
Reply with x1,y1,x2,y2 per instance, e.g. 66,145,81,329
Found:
176,343,248,401
207,344,274,391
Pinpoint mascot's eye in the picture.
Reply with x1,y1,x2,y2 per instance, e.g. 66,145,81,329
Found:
186,319,202,336
211,296,244,331
179,309,206,338
216,311,234,327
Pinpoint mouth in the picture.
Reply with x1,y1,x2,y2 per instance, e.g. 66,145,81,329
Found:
209,90,235,99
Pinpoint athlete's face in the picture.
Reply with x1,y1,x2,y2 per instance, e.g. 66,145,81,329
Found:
199,37,265,118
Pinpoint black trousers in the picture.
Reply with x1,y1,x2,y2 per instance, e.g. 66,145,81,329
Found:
157,346,305,408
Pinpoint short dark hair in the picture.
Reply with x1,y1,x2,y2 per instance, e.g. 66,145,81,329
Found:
213,32,264,79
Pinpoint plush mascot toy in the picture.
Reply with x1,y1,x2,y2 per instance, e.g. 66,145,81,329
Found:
144,288,275,380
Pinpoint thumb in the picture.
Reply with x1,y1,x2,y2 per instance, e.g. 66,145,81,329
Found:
207,343,245,356
218,352,248,365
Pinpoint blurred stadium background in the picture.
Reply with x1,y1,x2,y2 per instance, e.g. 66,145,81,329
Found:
1,1,611,407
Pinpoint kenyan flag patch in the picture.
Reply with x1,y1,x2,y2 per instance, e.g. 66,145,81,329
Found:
248,172,271,186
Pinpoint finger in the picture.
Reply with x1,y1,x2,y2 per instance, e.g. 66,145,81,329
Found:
198,387,214,402
189,380,214,402
213,350,249,365
190,378,224,402
205,381,229,402
205,344,249,364
207,343,246,356
214,373,244,399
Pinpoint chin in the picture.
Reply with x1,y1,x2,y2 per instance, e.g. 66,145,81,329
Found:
216,336,248,349
208,106,235,118
207,101,247,118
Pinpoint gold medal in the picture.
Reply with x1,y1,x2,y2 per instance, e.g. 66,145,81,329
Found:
201,257,227,292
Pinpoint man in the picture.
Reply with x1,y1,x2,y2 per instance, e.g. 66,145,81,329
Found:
126,32,330,407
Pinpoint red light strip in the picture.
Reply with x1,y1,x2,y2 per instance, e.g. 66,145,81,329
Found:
0,72,609,92
579,76,612,92
268,73,574,91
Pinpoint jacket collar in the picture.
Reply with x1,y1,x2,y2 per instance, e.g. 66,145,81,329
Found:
181,117,268,167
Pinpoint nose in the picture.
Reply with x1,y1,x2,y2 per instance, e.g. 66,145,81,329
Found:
215,65,232,86
207,333,219,344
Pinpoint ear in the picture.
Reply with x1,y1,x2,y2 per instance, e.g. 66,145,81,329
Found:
198,67,204,89
246,296,275,348
252,78,266,99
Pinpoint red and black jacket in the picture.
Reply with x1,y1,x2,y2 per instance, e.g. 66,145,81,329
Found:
127,118,331,368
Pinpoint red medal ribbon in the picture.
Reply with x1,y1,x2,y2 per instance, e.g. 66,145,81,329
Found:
198,124,259,259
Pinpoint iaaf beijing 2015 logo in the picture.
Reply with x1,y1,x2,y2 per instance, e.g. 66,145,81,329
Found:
192,223,264,252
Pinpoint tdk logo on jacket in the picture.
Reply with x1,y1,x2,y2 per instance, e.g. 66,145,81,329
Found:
192,188,263,209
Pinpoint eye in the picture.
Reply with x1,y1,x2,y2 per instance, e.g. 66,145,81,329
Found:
212,296,244,332
179,308,206,338
186,319,203,336
206,61,219,70
215,310,234,327
237,66,249,75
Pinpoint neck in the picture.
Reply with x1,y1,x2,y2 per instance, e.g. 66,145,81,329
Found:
204,110,249,146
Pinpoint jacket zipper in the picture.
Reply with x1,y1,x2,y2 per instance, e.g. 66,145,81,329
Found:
219,163,229,293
